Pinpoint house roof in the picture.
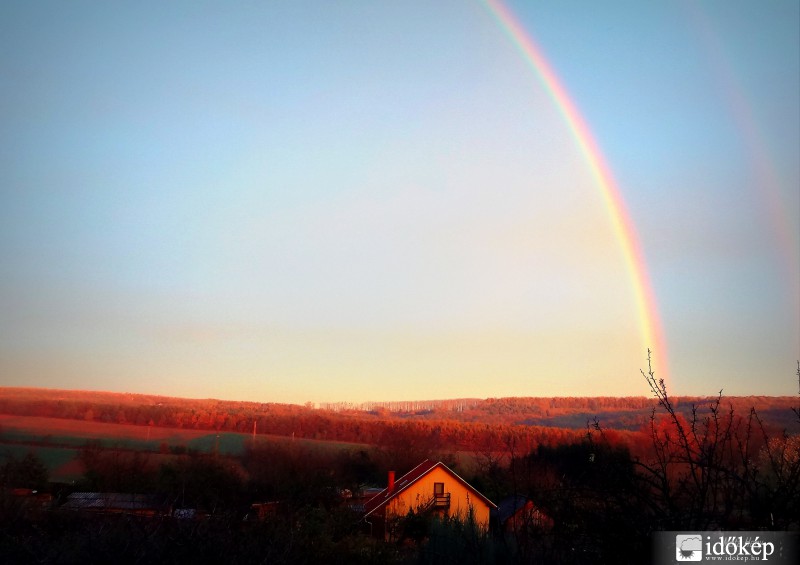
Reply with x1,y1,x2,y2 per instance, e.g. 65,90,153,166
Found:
62,492,167,512
363,459,497,518
493,494,533,523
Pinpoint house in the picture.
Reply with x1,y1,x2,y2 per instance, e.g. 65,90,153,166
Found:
61,492,170,517
10,488,53,507
347,487,384,513
246,501,287,521
363,459,496,540
8,488,54,517
493,494,553,534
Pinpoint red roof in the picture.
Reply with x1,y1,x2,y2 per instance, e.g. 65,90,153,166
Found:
363,459,496,517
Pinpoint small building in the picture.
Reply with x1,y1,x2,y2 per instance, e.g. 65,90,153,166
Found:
10,488,53,507
347,487,384,513
363,459,496,540
61,492,170,517
493,494,553,533
8,488,54,517
246,501,287,521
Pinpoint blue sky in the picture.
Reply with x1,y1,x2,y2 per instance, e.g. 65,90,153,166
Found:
1,1,797,403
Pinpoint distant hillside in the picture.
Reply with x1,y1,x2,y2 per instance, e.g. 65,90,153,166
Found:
1,387,797,450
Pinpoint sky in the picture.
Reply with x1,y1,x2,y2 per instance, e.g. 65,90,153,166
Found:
1,0,798,404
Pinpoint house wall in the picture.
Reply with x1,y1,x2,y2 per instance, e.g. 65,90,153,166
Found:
506,501,553,532
386,466,490,529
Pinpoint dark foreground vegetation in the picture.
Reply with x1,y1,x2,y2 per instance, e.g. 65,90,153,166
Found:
1,358,798,563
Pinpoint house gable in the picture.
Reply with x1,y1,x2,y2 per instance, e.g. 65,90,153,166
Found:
363,459,496,538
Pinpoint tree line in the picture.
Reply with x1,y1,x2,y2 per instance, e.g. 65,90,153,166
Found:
1,362,798,564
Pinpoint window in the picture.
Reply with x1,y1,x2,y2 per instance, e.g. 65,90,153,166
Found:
432,482,449,508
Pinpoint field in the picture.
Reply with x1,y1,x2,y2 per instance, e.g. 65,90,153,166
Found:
2,387,796,486
0,414,367,483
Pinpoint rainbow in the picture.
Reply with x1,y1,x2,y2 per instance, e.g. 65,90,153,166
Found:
482,0,669,383
685,2,800,334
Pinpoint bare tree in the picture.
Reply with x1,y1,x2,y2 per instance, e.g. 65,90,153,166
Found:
638,350,800,530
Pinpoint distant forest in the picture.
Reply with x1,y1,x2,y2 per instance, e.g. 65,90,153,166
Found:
2,380,799,563
1,387,796,455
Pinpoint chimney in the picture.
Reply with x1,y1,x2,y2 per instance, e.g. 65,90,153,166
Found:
388,471,395,492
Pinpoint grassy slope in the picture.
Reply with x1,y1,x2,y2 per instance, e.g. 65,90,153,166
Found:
0,414,368,483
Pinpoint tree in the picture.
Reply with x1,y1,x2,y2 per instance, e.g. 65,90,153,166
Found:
0,451,49,490
638,351,800,530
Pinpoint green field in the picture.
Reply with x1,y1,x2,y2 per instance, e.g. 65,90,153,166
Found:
0,444,80,482
0,414,372,483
